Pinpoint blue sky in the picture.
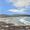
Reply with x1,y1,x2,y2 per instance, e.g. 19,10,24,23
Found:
0,0,30,15
0,0,16,15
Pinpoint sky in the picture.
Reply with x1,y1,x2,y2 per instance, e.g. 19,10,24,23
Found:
0,0,16,15
0,0,30,15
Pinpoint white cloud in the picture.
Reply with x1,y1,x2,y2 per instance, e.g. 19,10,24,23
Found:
8,8,26,12
8,9,18,12
6,0,30,7
13,0,30,7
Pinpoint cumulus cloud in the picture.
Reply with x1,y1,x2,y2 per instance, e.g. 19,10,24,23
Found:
13,0,30,7
8,9,18,12
8,8,26,12
6,0,30,7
